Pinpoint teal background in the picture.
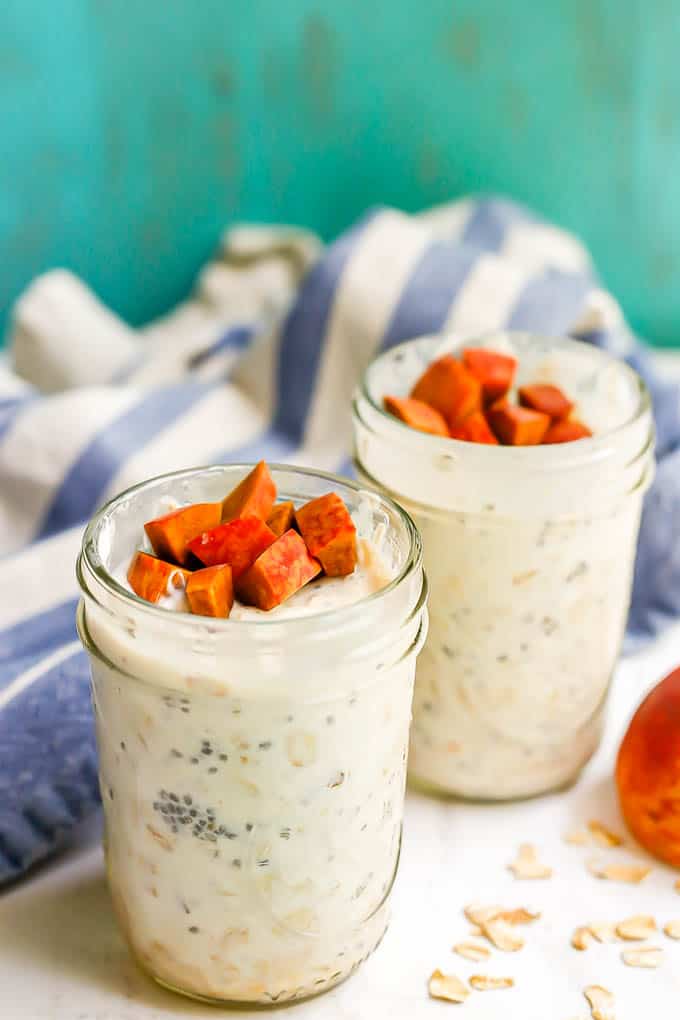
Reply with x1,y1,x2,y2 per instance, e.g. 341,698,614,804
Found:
1,1,678,345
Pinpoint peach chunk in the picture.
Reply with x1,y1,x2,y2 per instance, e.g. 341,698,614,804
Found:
542,420,593,444
383,395,449,437
410,355,482,429
463,348,517,403
144,502,221,565
295,492,357,577
617,667,680,868
186,564,234,618
221,461,276,523
188,516,276,579
267,501,296,538
519,383,574,420
237,529,322,611
486,400,550,445
449,411,499,445
127,551,190,604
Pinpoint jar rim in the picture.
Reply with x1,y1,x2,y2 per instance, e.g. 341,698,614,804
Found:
358,331,652,467
78,462,423,634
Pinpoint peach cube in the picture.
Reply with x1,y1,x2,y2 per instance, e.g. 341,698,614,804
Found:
449,411,499,445
295,492,357,577
266,501,296,538
542,420,593,444
127,551,190,604
519,383,574,420
144,502,221,565
221,461,276,523
237,529,321,611
188,516,276,579
463,348,517,402
186,564,234,618
383,395,449,436
486,400,550,445
410,355,481,429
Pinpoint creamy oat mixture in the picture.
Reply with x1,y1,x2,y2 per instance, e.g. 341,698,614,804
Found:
88,505,415,1004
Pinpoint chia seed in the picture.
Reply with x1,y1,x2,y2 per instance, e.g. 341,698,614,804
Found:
258,741,272,750
188,926,199,934
171,749,183,758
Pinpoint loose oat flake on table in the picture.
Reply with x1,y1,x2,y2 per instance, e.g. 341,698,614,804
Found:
572,926,597,950
621,946,663,969
615,915,656,940
663,919,680,939
428,969,470,1003
452,940,491,962
587,859,651,883
464,904,540,927
587,820,624,848
508,843,553,879
468,974,514,991
584,985,616,1020
588,922,620,944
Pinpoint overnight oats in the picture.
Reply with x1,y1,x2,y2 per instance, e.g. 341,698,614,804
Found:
353,332,655,800
76,463,426,1004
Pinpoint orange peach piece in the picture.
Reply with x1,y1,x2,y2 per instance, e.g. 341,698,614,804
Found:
127,551,190,604
221,461,276,523
617,666,680,868
186,564,234,618
188,516,276,579
144,502,222,565
487,400,550,445
295,492,358,577
383,395,449,436
266,501,296,538
410,355,482,429
449,411,499,445
463,348,517,402
542,420,593,444
519,383,574,420
236,529,322,611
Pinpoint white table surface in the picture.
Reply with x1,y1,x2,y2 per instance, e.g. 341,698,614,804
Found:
2,620,680,1020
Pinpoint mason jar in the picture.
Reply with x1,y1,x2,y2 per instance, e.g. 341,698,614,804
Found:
353,332,654,801
76,464,427,1005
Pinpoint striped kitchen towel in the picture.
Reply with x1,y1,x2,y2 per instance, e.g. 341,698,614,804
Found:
1,197,679,885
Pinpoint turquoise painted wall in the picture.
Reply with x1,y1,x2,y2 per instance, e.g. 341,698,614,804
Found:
1,1,679,345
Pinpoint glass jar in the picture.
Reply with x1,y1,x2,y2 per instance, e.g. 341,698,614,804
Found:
353,332,654,801
76,465,427,1005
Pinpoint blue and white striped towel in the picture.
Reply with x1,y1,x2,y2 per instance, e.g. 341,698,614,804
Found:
1,197,679,885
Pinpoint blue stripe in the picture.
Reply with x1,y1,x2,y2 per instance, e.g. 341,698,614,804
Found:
272,208,380,444
37,383,212,540
0,395,33,444
460,198,532,252
188,325,255,370
381,241,479,350
508,269,593,333
0,598,78,691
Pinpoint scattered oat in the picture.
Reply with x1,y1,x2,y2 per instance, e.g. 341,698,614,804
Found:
621,946,663,969
480,917,525,952
572,926,596,951
496,907,540,925
469,974,514,991
616,915,656,941
565,827,590,846
663,920,680,940
584,984,615,1020
453,940,491,962
587,820,624,848
464,905,503,926
587,859,651,884
428,969,470,1003
468,923,483,936
509,843,553,879
588,922,620,944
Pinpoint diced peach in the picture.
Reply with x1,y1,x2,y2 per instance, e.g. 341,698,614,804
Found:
519,383,574,420
383,395,449,437
221,461,276,523
186,564,234,618
617,666,680,868
127,551,190,604
449,411,499,445
267,501,296,538
487,400,550,445
237,529,322,611
410,355,482,428
542,420,593,444
463,348,517,402
295,492,357,577
144,502,222,565
188,516,276,579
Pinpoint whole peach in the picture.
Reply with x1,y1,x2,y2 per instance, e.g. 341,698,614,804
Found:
616,666,680,868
